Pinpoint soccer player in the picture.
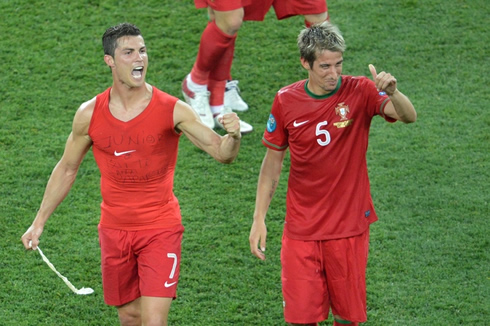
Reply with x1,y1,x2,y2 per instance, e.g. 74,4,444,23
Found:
21,23,241,326
182,0,329,132
249,21,416,326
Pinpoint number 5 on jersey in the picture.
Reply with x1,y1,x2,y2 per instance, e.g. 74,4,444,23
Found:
316,121,331,146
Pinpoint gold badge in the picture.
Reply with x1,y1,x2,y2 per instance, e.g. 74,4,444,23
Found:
334,102,353,128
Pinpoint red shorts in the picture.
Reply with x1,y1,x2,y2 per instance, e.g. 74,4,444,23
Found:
195,0,327,21
281,229,369,324
194,0,252,12
99,224,185,306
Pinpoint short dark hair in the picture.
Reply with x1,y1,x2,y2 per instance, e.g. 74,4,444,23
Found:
102,23,142,57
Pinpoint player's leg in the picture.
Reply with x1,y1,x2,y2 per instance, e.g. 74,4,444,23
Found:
213,7,244,35
140,296,173,326
206,8,253,132
99,227,142,325
322,229,370,325
183,2,245,128
117,298,142,326
116,297,174,326
303,11,329,27
208,42,253,133
281,234,330,325
134,226,185,326
183,16,237,128
271,0,328,26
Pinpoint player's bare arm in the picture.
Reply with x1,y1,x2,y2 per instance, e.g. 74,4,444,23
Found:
369,64,417,123
173,100,240,164
250,149,286,260
21,100,94,250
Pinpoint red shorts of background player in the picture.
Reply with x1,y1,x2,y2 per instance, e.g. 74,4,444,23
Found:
194,0,327,22
281,229,369,324
194,0,253,13
99,224,185,306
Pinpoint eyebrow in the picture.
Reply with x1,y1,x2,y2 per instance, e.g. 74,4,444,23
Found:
319,59,343,67
120,45,146,52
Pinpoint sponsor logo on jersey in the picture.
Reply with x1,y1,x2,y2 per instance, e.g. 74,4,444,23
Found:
164,281,177,288
293,120,309,127
114,150,136,156
267,114,277,132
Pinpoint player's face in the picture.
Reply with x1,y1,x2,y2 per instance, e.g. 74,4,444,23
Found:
110,35,148,88
302,50,343,96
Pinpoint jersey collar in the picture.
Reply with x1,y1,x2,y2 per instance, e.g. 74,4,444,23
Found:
304,77,342,99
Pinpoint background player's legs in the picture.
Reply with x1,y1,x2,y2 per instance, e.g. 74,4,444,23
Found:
183,7,252,130
304,11,329,27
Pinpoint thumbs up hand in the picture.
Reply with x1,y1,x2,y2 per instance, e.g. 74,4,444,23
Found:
369,64,397,96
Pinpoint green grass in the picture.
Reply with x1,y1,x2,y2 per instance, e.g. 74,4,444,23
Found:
1,0,488,325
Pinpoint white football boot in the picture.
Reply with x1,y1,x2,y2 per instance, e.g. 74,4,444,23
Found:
224,80,249,112
182,78,215,129
214,106,253,134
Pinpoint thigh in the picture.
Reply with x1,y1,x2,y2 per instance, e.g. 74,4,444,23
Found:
195,0,252,11
99,226,140,306
140,296,173,325
281,234,330,324
135,226,185,299
322,230,369,323
273,0,327,20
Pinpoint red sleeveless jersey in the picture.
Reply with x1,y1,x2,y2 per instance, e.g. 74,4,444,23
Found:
88,87,182,231
263,76,395,240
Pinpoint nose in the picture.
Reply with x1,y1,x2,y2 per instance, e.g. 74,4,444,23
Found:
327,65,337,76
134,51,145,61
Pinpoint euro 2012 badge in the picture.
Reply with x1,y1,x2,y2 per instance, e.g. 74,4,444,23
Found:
267,114,277,132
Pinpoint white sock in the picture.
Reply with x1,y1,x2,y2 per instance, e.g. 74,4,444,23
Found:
210,105,224,117
186,74,208,92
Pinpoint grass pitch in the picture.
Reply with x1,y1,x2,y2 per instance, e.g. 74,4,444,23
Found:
0,0,488,325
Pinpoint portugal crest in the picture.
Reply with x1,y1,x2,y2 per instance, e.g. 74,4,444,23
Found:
334,102,353,128
335,102,350,121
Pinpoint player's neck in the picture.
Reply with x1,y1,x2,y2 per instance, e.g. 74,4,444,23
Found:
109,83,152,116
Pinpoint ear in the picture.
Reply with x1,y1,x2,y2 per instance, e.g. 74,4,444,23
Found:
300,57,311,70
104,54,115,68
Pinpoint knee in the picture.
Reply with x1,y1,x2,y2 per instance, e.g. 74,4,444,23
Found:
118,312,141,326
304,12,329,24
117,304,141,326
224,16,243,34
142,315,167,326
215,11,244,35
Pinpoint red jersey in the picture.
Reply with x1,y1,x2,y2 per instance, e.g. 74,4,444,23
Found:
263,76,395,240
88,87,182,231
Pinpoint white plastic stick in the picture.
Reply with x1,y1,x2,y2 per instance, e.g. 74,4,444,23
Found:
31,242,94,295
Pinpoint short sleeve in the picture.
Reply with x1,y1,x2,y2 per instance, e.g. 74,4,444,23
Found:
262,93,288,151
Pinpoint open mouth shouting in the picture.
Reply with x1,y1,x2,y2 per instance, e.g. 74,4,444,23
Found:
132,66,144,79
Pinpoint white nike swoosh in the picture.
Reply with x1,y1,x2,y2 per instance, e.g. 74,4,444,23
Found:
164,281,177,288
114,150,136,157
293,120,309,127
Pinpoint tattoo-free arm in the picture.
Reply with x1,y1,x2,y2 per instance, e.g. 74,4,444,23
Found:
174,100,241,164
249,148,286,260
21,101,93,250
369,64,417,123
